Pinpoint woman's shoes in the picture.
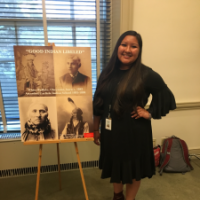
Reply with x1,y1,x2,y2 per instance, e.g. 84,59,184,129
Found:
112,191,136,200
113,191,125,200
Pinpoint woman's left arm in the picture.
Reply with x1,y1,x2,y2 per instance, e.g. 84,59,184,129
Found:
143,68,176,119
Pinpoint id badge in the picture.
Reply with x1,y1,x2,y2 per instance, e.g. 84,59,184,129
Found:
105,118,112,130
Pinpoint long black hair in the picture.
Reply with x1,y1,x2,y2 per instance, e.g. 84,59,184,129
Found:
94,30,145,115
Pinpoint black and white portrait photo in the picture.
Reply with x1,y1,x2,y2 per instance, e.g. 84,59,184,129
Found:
14,46,56,97
54,47,92,95
56,96,93,139
18,97,58,142
14,46,94,142
60,55,91,89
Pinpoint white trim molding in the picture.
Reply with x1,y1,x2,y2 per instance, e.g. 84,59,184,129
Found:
96,0,100,79
120,0,134,34
145,102,200,111
42,0,48,46
175,102,200,111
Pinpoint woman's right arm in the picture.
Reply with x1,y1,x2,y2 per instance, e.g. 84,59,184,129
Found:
93,115,101,145
93,71,105,145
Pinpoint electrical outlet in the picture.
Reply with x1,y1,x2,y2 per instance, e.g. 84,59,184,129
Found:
153,138,156,147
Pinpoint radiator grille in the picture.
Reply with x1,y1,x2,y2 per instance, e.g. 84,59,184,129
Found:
0,160,99,178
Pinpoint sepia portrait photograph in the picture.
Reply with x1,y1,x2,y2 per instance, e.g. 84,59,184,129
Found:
53,47,92,95
18,97,58,142
56,96,93,139
14,46,56,97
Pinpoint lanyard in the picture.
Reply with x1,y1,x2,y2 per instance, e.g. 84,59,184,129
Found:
108,105,111,118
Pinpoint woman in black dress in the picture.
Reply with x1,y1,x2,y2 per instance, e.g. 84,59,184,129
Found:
93,31,176,200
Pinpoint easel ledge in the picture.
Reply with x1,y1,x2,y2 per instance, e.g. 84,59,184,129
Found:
23,138,94,145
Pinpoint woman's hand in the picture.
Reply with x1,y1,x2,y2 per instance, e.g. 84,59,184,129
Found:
94,130,101,145
131,106,151,120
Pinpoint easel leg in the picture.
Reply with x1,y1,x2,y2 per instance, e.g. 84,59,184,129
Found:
74,142,89,200
35,144,43,200
57,143,62,190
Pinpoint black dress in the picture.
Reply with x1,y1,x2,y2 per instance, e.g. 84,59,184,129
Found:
93,65,176,184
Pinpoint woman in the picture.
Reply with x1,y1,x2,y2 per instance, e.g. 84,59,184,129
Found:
93,31,176,200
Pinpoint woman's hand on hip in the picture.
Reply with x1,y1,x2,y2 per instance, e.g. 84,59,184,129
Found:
94,130,101,145
131,106,151,120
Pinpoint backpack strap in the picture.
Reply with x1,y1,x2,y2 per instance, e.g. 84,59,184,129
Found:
161,138,167,154
159,138,173,175
179,139,193,170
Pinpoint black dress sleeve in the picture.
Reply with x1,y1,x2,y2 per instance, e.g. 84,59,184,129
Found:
145,68,176,119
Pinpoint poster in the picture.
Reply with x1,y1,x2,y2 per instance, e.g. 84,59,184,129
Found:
14,46,93,142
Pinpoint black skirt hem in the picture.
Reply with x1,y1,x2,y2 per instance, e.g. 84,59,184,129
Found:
99,158,156,184
100,170,155,184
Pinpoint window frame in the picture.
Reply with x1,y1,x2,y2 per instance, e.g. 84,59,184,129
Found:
0,0,111,139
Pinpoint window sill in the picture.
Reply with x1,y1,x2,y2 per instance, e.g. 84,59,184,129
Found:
0,133,21,142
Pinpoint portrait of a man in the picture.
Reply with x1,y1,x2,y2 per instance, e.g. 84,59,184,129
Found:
22,102,55,141
38,61,51,89
60,98,89,139
59,55,91,91
16,53,41,96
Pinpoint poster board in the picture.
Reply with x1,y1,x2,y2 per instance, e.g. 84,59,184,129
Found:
14,46,94,142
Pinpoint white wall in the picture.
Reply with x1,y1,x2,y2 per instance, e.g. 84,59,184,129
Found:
152,109,200,149
131,0,200,148
0,141,99,170
132,0,200,103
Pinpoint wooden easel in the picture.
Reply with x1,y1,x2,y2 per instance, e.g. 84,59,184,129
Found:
24,138,93,200
23,42,93,200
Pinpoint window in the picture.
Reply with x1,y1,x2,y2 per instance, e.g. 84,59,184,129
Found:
0,0,111,138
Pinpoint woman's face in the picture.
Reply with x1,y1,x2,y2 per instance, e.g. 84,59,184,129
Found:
117,35,140,68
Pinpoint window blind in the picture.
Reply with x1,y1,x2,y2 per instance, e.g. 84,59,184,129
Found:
0,0,111,136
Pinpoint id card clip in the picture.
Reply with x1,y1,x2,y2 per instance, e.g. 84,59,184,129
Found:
105,118,112,130
105,105,112,130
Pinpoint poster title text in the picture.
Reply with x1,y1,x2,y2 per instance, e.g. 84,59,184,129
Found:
26,49,85,54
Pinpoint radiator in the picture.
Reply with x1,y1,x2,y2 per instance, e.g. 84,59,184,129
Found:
0,160,99,178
